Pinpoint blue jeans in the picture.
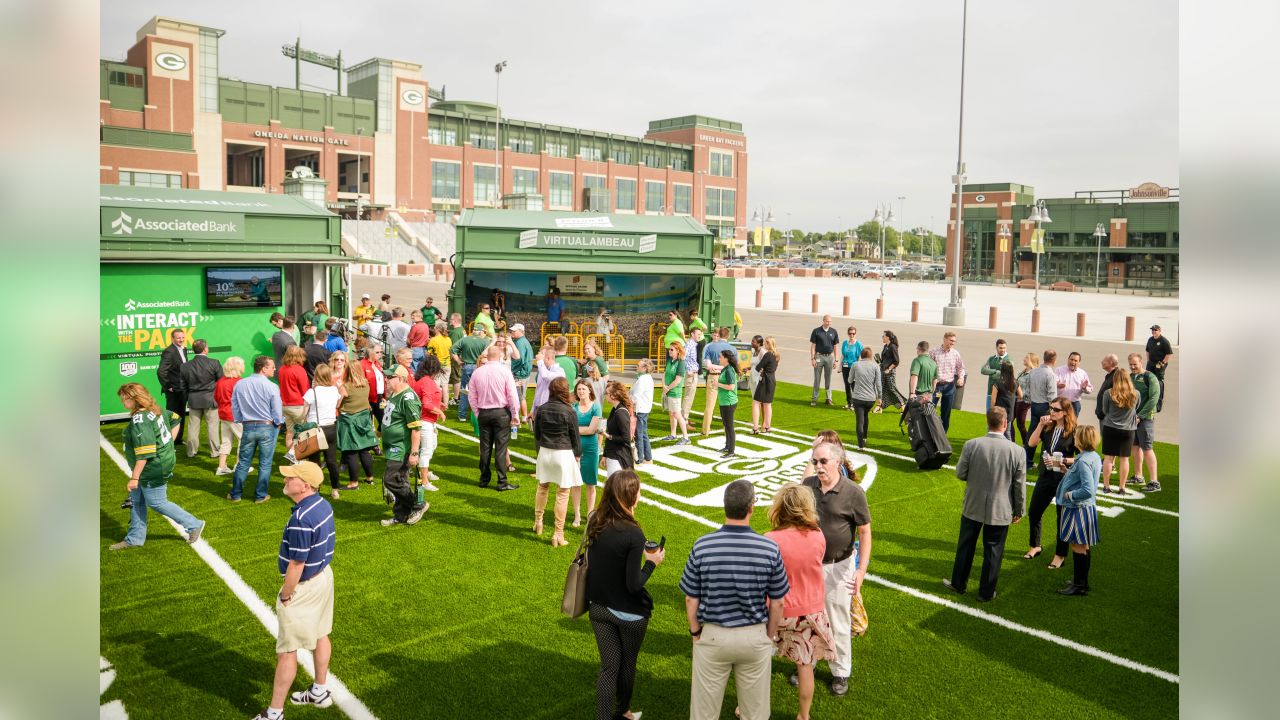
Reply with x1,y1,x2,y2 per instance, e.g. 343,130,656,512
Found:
634,413,652,462
231,423,278,501
411,347,426,374
125,483,203,546
457,363,477,421
935,381,957,432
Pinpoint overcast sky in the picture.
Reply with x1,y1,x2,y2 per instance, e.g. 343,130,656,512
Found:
101,0,1177,234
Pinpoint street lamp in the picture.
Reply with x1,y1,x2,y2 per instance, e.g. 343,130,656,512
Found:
354,126,365,257
494,60,508,208
1093,222,1108,288
1028,199,1052,308
750,207,775,293
872,204,896,299
943,0,970,326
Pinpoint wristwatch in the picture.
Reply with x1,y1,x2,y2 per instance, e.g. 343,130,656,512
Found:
690,626,702,637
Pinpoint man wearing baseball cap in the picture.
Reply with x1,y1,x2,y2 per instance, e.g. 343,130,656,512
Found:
380,365,427,527
353,293,375,327
509,323,534,423
1145,324,1173,413
253,461,337,719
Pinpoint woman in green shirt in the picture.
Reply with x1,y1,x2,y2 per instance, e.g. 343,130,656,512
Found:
660,341,691,444
716,349,740,459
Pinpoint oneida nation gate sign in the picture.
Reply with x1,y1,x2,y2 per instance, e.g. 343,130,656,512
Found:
100,208,245,240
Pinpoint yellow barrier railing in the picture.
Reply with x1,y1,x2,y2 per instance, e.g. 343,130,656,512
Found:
585,333,626,374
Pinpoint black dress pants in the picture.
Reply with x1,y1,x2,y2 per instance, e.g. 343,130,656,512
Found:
950,515,1010,600
1027,472,1070,557
477,407,511,486
719,403,736,453
851,399,875,447
589,603,650,720
164,389,187,444
384,460,416,522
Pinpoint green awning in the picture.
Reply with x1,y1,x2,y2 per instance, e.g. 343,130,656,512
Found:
100,251,357,264
460,258,713,276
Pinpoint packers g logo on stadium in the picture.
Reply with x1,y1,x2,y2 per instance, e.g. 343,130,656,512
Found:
155,52,187,72
401,88,424,106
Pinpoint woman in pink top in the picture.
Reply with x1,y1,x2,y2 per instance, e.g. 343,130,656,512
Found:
277,345,311,455
766,483,835,720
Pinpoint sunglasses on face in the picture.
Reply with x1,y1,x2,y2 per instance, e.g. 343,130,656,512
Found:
812,457,833,465
1050,406,1064,413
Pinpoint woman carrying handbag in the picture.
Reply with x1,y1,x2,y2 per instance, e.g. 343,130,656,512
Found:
300,363,341,499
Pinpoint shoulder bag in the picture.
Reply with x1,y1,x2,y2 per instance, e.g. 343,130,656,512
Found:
561,513,594,618
292,391,328,459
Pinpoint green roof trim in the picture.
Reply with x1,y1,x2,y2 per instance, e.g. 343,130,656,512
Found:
100,185,337,218
101,126,193,152
462,258,712,276
456,208,710,235
647,115,744,135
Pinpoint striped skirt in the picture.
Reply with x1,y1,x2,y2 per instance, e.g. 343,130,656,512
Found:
1059,505,1100,545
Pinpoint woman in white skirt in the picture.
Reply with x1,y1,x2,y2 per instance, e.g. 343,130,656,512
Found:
532,376,583,547
1055,424,1102,596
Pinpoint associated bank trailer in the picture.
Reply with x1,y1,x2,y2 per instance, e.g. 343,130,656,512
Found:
99,185,353,419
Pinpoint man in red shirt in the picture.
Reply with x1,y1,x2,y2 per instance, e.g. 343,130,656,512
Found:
407,309,431,376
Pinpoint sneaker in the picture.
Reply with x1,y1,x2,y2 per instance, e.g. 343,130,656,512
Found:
108,541,138,551
380,518,401,527
226,494,242,503
658,434,676,442
1141,481,1163,493
187,523,204,544
283,451,297,464
423,482,440,492
720,451,736,459
250,710,280,720
254,495,271,504
1129,475,1146,487
830,676,849,696
676,437,691,446
788,673,799,687
215,467,234,476
290,686,333,708
120,498,134,510
406,504,428,525
427,471,440,481
810,400,817,407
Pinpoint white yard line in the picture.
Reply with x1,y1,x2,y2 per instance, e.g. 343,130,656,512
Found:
440,420,1179,685
100,435,379,720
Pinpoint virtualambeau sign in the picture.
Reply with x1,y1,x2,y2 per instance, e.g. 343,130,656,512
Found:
101,208,246,240
519,229,657,253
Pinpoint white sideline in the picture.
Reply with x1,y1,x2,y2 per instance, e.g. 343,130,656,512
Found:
675,403,1180,518
100,435,378,720
439,420,1180,685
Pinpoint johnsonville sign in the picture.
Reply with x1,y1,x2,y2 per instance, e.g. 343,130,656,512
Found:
1129,182,1172,199
518,229,657,254
101,208,246,240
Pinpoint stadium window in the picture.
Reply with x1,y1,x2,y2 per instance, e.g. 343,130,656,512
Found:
545,141,569,158
616,178,636,211
473,165,496,204
119,170,181,188
509,137,535,154
431,161,460,200
513,169,539,195
710,150,734,177
429,126,458,145
549,172,573,208
645,181,664,212
613,147,633,164
581,146,603,162
673,184,691,214
469,133,496,150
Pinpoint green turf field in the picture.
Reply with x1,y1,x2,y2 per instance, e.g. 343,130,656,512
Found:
100,380,1178,719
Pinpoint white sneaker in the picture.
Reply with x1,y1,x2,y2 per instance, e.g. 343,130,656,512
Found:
215,467,233,476
427,471,440,481
406,504,428,525
290,686,333,708
423,482,440,492
284,451,297,464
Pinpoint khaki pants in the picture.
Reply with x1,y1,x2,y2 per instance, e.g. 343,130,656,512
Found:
185,407,221,457
701,371,721,435
217,419,242,458
681,371,699,423
822,555,855,678
690,623,774,720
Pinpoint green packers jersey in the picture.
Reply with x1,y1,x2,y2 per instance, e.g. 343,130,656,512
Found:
381,388,423,463
123,410,179,487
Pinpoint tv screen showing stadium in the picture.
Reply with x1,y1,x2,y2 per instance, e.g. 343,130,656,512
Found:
205,266,283,309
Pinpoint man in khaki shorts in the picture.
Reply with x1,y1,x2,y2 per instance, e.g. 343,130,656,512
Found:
252,461,337,720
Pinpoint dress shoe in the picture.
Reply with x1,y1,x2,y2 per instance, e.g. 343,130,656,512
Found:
496,482,520,491
941,579,965,595
1057,583,1089,596
976,592,998,603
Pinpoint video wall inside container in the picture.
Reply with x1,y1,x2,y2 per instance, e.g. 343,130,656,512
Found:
463,271,700,344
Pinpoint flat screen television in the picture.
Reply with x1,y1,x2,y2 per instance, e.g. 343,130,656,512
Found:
205,266,283,309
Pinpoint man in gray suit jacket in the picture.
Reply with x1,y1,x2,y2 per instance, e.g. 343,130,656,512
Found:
943,407,1026,602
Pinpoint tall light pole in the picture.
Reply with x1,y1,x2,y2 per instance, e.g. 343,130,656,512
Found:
897,195,907,259
494,60,508,209
997,223,1012,280
1093,222,1108,288
872,204,896,299
943,0,969,326
354,126,364,257
750,207,775,293
1028,199,1051,308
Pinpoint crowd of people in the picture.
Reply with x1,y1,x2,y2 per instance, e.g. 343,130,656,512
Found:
110,291,1172,720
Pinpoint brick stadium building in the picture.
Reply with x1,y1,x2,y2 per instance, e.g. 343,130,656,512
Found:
100,16,751,255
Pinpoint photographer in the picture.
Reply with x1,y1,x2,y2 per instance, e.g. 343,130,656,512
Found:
596,307,615,344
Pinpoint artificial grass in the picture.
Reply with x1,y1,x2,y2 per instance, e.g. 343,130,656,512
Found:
100,379,1178,719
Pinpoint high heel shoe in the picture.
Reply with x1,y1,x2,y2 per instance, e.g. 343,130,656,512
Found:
533,518,543,535
551,533,568,547
1047,556,1065,570
1023,547,1042,560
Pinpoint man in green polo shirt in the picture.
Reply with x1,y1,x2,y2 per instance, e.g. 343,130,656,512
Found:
448,312,466,406
909,340,938,399
1127,352,1163,493
663,309,686,369
420,297,441,327
552,335,578,389
454,327,491,423
380,366,426,527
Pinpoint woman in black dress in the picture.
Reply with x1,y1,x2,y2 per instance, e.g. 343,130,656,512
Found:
601,381,635,475
988,362,1021,441
1024,396,1078,568
877,330,905,412
752,336,779,433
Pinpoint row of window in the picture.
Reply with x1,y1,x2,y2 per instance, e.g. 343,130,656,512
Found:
429,162,708,214
118,171,182,188
108,71,144,88
426,122,696,171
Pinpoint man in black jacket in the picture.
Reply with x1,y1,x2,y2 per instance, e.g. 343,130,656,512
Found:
180,339,224,459
157,329,189,444
303,330,331,382
270,313,298,369
1093,353,1119,422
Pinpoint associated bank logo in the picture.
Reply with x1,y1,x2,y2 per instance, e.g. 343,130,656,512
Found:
119,362,138,377
155,52,186,71
122,298,191,311
111,211,133,235
124,299,137,311
401,88,424,105
641,431,878,507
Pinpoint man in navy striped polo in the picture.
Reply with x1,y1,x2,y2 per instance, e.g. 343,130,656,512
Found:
253,461,337,720
680,479,789,720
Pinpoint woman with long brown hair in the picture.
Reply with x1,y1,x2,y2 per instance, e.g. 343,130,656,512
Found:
532,376,582,547
110,383,205,550
1024,395,1079,568
1100,368,1139,494
572,378,604,527
765,483,834,720
752,336,779,433
602,381,635,475
334,351,377,489
585,469,664,720
302,363,343,500
278,344,311,458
